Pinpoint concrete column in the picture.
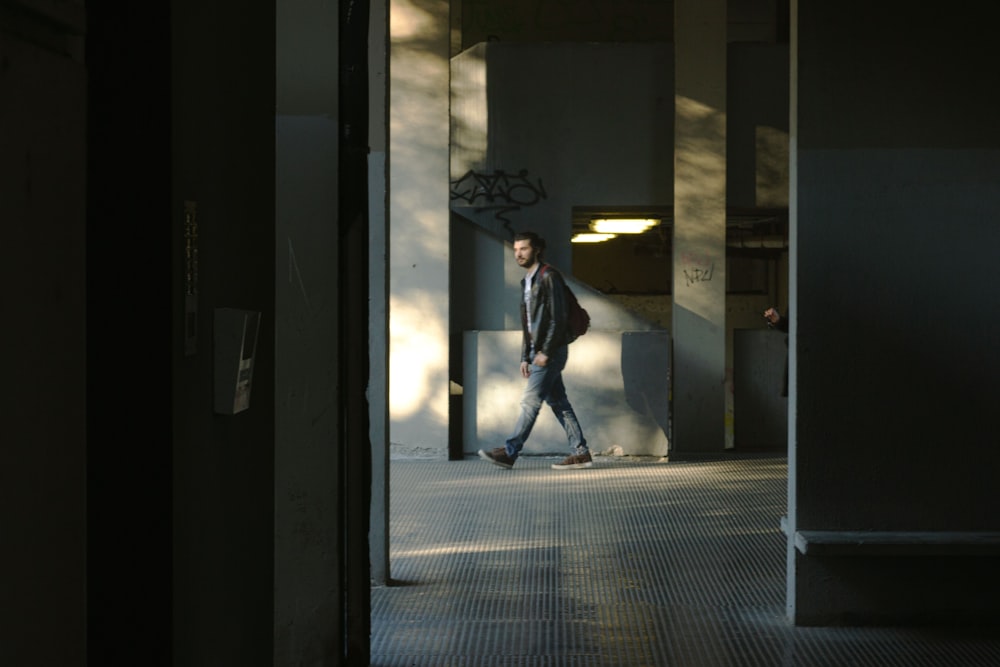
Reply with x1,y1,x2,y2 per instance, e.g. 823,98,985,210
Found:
368,0,391,587
389,0,451,457
274,0,344,661
672,0,727,453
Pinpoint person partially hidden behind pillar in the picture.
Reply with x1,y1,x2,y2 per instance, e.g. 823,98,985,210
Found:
764,306,789,398
478,230,592,471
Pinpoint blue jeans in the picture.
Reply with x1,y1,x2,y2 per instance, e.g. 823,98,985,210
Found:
505,345,587,459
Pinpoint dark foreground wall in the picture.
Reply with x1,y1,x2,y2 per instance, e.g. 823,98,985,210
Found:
4,0,367,665
788,0,1000,625
1,3,87,665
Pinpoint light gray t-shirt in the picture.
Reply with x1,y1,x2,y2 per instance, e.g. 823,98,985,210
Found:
523,264,540,336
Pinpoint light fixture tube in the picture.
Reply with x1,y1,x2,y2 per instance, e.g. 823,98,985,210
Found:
571,233,617,243
590,218,660,234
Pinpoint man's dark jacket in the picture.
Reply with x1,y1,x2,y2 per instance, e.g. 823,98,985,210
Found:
767,310,789,396
520,263,570,362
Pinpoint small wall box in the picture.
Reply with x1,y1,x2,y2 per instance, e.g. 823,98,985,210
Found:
214,308,261,415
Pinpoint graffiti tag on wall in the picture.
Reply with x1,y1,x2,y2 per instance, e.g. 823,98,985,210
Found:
679,252,715,287
450,169,547,231
451,168,547,207
682,264,715,286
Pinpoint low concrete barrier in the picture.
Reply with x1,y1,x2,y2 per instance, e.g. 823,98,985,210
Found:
463,330,671,457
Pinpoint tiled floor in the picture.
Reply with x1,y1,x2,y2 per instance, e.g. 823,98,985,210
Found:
371,454,1000,666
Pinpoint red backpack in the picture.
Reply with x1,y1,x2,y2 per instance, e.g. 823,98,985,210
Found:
539,265,591,343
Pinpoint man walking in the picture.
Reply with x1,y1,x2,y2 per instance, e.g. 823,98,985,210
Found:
478,231,592,470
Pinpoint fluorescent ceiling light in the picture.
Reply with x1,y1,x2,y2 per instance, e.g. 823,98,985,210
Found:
590,218,660,234
572,233,617,243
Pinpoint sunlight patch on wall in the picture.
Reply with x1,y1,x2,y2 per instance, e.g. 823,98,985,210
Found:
673,93,726,324
675,94,727,191
390,0,448,40
676,94,717,121
450,45,488,179
389,292,449,421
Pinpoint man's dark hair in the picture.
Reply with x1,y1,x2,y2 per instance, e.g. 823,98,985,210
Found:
514,230,546,257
